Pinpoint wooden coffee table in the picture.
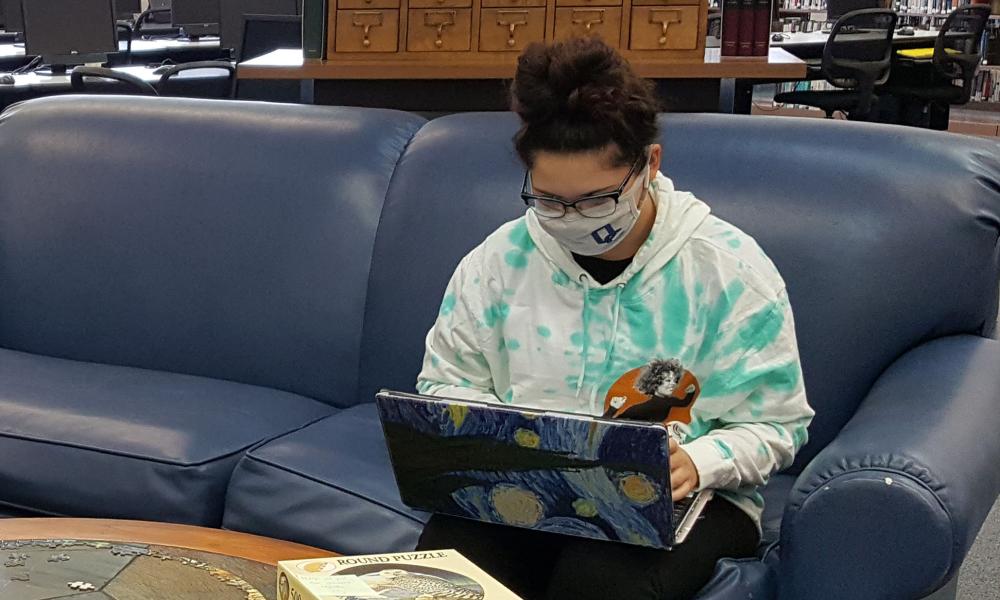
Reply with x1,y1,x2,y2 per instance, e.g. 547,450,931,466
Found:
0,518,332,599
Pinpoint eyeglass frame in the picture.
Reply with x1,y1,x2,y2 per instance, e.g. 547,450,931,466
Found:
520,152,648,219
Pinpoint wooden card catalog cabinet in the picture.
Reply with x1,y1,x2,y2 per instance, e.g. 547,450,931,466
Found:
325,0,707,71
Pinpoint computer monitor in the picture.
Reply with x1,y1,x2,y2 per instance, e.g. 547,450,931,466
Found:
22,0,117,72
172,0,222,38
220,0,298,57
1,0,23,34
241,13,300,61
115,0,141,20
825,0,880,22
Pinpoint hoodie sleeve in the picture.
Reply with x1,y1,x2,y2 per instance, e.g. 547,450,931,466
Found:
415,252,500,404
681,291,815,492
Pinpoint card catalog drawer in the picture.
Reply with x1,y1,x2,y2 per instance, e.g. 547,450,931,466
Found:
409,0,472,8
338,0,399,10
407,8,473,51
629,6,699,50
482,0,545,7
555,0,621,8
480,8,546,51
335,9,399,52
553,7,621,45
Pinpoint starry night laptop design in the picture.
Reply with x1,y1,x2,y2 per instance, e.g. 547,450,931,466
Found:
375,390,713,549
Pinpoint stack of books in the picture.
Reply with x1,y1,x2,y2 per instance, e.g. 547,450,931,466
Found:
722,0,775,56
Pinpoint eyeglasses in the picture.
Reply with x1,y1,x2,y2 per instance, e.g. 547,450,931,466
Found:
521,154,646,219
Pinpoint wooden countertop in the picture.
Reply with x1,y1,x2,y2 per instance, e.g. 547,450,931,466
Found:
238,47,807,80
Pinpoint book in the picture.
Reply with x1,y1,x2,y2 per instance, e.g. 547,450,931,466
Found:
738,0,755,56
722,0,741,55
753,0,772,56
302,0,328,60
277,549,523,600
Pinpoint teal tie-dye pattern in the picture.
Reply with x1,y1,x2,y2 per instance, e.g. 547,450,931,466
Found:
701,357,800,399
503,389,515,404
537,325,552,338
507,339,521,351
439,294,456,317
723,301,784,357
695,280,746,363
483,301,510,328
714,439,735,460
792,424,809,450
504,221,536,269
661,260,689,356
552,271,571,287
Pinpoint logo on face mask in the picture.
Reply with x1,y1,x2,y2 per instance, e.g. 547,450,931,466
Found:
591,224,623,245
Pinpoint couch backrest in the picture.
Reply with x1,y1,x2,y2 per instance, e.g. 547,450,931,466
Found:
0,96,425,406
361,112,1000,470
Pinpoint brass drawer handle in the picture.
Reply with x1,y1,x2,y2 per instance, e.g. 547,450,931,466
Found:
571,8,604,32
351,11,384,47
497,10,528,47
424,10,457,48
649,9,681,45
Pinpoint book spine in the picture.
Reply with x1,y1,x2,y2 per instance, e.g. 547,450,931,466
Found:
753,0,771,55
738,0,755,56
302,0,328,59
722,0,741,55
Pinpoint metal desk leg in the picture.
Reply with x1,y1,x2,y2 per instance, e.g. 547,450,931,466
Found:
300,79,315,105
719,78,754,114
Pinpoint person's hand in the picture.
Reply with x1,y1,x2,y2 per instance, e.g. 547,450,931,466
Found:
669,438,700,501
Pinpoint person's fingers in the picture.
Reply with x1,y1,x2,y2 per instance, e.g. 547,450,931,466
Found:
672,480,694,502
669,438,679,453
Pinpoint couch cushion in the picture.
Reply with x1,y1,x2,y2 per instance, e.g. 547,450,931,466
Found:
0,348,334,525
760,473,795,548
223,403,428,555
0,96,426,406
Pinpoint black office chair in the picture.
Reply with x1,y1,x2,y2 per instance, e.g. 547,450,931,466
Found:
235,14,301,101
70,66,159,96
155,60,236,98
876,4,991,129
775,8,898,120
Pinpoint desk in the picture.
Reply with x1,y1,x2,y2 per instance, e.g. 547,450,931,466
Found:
0,38,228,72
772,28,943,60
0,63,235,110
238,48,807,113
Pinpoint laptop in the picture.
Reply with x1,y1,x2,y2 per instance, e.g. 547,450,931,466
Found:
375,390,714,550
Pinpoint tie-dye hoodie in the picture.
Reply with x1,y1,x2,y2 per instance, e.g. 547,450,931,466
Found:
416,171,815,529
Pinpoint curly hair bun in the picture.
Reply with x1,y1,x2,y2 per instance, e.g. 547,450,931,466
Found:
510,37,660,167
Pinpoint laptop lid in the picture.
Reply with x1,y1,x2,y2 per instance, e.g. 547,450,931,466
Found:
376,390,680,549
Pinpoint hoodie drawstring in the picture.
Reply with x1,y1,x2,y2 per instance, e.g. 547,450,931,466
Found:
574,274,591,399
576,275,627,415
588,283,625,415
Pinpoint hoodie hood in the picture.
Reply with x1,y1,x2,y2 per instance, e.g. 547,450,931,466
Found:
525,172,712,289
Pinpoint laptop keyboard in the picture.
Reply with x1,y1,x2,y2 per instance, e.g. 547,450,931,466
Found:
672,494,696,530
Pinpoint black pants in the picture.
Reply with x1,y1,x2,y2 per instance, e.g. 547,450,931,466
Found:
416,497,760,600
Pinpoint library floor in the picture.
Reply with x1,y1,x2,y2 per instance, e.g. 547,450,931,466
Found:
960,498,1000,599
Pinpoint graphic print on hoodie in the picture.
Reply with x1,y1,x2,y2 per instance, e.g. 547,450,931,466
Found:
417,172,815,529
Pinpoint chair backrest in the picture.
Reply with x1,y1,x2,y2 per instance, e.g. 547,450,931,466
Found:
362,112,1000,471
823,9,898,89
0,96,425,406
241,13,302,62
934,4,991,102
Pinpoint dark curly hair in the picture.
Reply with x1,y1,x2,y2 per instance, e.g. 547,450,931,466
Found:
510,37,661,169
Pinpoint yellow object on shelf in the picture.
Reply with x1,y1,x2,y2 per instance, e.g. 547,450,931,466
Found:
896,47,960,59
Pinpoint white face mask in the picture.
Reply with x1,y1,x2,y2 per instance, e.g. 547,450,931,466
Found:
536,162,652,257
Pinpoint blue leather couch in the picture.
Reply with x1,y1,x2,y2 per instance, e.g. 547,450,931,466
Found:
0,95,998,600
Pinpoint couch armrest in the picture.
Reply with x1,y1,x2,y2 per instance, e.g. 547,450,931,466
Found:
778,335,1000,600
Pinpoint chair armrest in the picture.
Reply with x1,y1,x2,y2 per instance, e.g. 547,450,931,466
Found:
778,335,1000,600
70,67,159,96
